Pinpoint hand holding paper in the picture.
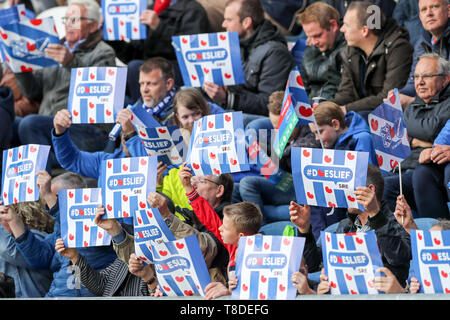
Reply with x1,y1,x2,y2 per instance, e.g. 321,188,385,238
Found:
53,109,72,135
128,253,155,283
354,186,379,217
371,267,405,294
0,202,25,237
115,108,135,136
140,9,160,30
146,192,171,219
393,195,417,233
203,81,227,104
317,268,330,295
289,201,310,234
55,238,79,264
45,43,74,66
178,162,194,194
36,170,57,209
94,205,122,237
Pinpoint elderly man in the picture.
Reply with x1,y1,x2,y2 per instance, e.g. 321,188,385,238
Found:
382,53,450,213
203,0,296,120
14,0,116,173
398,0,450,108
332,1,413,118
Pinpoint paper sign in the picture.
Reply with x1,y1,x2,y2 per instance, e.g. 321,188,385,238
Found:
321,231,383,295
100,156,157,219
133,206,175,263
172,32,245,87
232,235,304,300
2,144,50,205
0,4,26,27
68,66,127,124
136,125,185,166
291,147,369,209
102,0,147,40
0,16,60,72
59,188,112,248
411,229,450,294
186,111,249,176
152,234,211,296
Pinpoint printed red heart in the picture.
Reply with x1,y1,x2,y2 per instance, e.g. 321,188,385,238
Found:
307,192,314,199
318,170,325,177
446,288,450,293
176,242,184,249
137,217,142,224
367,280,374,288
296,75,304,86
20,10,25,15
79,209,84,216
30,146,37,153
84,241,88,247
355,237,363,244
326,234,331,242
184,290,193,296
210,152,216,159
139,256,147,261
27,187,33,194
242,284,248,291
325,186,333,193
84,225,89,232
89,117,95,123
158,128,167,134
107,204,112,211
434,238,441,245
200,40,207,46
0,31,7,40
279,284,286,291
303,149,310,157
324,155,332,163
432,253,438,260
89,102,94,109
122,195,128,202
203,136,210,144
208,121,214,128
283,238,291,246
20,65,33,72
213,168,221,175
247,238,253,245
370,118,378,131
139,130,147,137
350,290,357,295
120,21,124,26
123,211,129,217
203,67,210,74
105,109,112,116
224,114,232,122
345,273,352,281
147,210,153,218
107,161,112,169
337,256,343,264
73,110,79,116
138,231,144,238
261,275,267,283
390,126,396,138
175,276,184,282
120,35,125,40
219,34,226,40
257,258,263,265
181,38,188,44
90,73,95,80
122,164,128,171
139,202,146,209
418,233,423,240
259,293,266,300
230,158,237,165
389,94,396,105
347,153,355,160
133,27,138,32
140,158,147,166
162,264,169,270
264,242,270,250
108,28,112,33
192,163,200,170
196,53,202,60
85,86,90,93
424,279,431,287
339,241,344,249
69,234,74,241
191,74,197,80
18,153,21,159
224,73,232,79
347,195,355,202
390,159,398,169
98,232,103,239
27,42,36,51
15,182,18,189
328,202,336,207
377,154,383,166
162,285,171,292
441,271,448,278
30,19,42,26
299,106,312,117
3,192,7,199
330,281,337,288
8,151,11,158
84,195,89,201
159,250,168,256
107,69,115,76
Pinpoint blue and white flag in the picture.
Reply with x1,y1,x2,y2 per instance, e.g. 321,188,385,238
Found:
152,234,211,296
130,102,163,127
232,235,304,300
368,89,411,172
247,131,293,192
100,156,157,219
411,229,450,294
59,188,112,248
291,147,369,210
2,144,50,205
136,125,185,166
0,4,27,27
321,231,383,295
0,17,59,73
133,207,175,263
172,31,245,87
68,67,127,124
186,111,249,176
102,0,147,40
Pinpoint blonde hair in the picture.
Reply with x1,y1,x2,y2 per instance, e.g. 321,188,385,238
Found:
223,202,262,235
173,88,210,128
10,201,54,234
297,2,341,30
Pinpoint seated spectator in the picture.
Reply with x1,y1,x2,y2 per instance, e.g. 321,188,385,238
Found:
392,0,424,46
297,1,346,102
382,53,450,214
14,0,117,173
0,170,117,297
290,164,412,288
413,119,450,219
203,0,296,121
332,1,413,119
0,200,54,297
398,0,450,108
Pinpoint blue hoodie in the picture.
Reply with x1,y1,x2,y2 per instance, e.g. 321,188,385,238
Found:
335,111,378,166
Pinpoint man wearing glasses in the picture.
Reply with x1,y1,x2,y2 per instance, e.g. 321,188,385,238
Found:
14,0,117,174
382,53,450,216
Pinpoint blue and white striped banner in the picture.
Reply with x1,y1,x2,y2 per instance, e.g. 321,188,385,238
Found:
321,231,383,295
0,16,59,73
152,234,211,297
368,89,411,172
59,188,112,248
0,4,26,27
133,206,175,264
291,147,369,209
232,235,304,300
1,144,50,205
68,66,127,124
172,31,245,87
100,156,157,219
130,102,161,127
102,0,147,41
186,111,249,176
136,125,185,166
411,230,450,294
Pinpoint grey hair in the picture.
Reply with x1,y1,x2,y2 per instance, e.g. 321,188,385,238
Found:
52,172,87,190
418,52,450,75
432,219,450,230
68,0,101,23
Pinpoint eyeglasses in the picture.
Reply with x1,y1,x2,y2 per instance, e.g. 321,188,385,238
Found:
190,176,219,186
412,73,445,81
62,16,95,25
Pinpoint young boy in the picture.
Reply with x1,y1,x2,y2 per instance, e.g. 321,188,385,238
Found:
178,163,263,299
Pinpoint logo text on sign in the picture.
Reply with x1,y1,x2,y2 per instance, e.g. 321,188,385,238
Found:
76,82,112,97
6,160,34,178
195,129,232,148
107,174,145,190
185,48,228,63
420,249,450,264
69,205,97,220
154,256,191,273
303,165,353,184
245,253,287,270
107,3,137,14
328,251,369,268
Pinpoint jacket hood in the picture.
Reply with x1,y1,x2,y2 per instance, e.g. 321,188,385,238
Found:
338,111,371,143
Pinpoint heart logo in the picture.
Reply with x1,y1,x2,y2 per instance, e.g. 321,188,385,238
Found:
303,149,310,157
122,164,128,171
85,86,90,93
84,241,88,247
79,209,84,216
257,258,263,265
355,237,363,244
175,276,184,282
69,234,74,240
324,155,332,163
107,161,112,168
339,241,344,249
176,242,184,249
242,284,248,291
3,192,7,199
192,163,200,170
377,154,383,166
283,238,291,246
390,126,396,138
106,109,112,116
27,42,36,51
147,210,153,218
370,118,378,131
123,211,129,217
337,256,343,263
296,75,304,86
434,238,441,245
182,37,188,44
418,233,423,240
191,74,197,80
347,153,355,160
84,225,89,232
139,202,146,209
264,243,270,250
73,110,79,118
162,286,171,291
89,117,95,124
30,19,42,26
140,158,147,166
224,73,232,79
389,94,396,105
122,195,128,202
210,152,216,159
139,131,147,137
317,170,325,177
26,187,33,194
279,284,286,291
108,69,115,76
107,204,112,211
208,121,214,128
219,34,226,40
347,195,355,202
89,102,95,109
137,217,142,224
225,114,231,122
259,293,266,300
326,234,331,242
138,232,144,238
213,168,221,175
84,195,89,201
330,281,337,288
345,273,352,281
20,65,33,72
184,290,193,296
424,279,431,287
133,27,138,33
158,128,167,134
441,271,448,278
159,250,168,256
299,106,312,117
0,31,7,40
229,158,237,165
203,136,209,144
13,197,17,204
90,73,95,80
307,192,314,199
203,67,210,74
200,40,207,46
328,202,336,207
350,290,357,295
390,159,398,169
247,238,253,245
325,186,333,193
120,21,124,26
261,275,267,283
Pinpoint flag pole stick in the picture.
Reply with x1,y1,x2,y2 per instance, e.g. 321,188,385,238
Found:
313,116,325,149
398,161,404,225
